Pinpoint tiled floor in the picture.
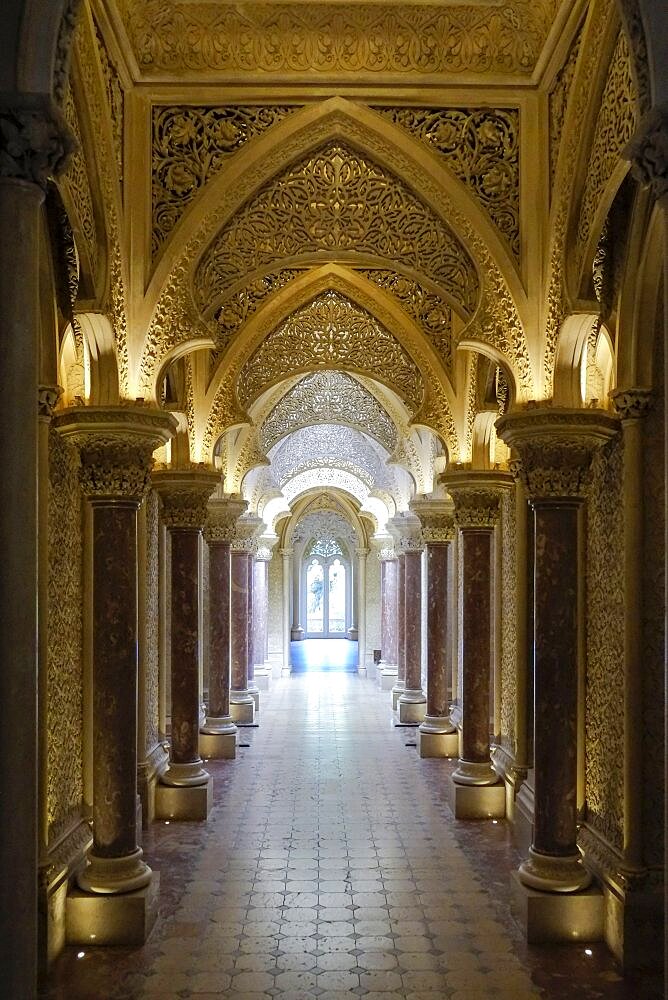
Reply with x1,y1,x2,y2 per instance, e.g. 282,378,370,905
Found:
46,674,662,999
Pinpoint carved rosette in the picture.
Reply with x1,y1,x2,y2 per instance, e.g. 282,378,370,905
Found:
204,496,247,545
0,103,76,187
625,104,668,201
153,469,221,530
53,406,177,502
411,499,455,544
610,387,653,422
441,470,513,528
496,408,619,500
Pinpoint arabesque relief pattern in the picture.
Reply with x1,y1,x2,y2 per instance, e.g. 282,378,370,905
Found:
152,106,296,258
143,489,161,754
94,25,124,187
499,487,517,758
376,107,520,260
585,434,624,851
549,22,583,194
47,427,84,843
237,291,424,412
62,83,98,284
194,144,480,316
271,425,391,490
260,372,398,454
213,268,302,353
118,0,559,77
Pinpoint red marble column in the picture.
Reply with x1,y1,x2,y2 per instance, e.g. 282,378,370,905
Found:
497,407,618,892
397,544,426,720
153,470,220,787
380,554,398,671
54,408,175,893
247,552,256,689
230,543,255,722
422,540,455,731
392,553,406,703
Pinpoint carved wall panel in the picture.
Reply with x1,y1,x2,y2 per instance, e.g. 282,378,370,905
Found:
293,511,356,547
499,489,517,755
261,372,398,454
213,268,303,354
119,0,559,77
376,107,520,260
47,427,84,844
549,23,583,195
62,83,99,284
152,107,296,258
238,291,424,412
271,424,390,490
143,489,160,755
585,434,624,852
283,468,369,506
194,144,480,317
94,25,124,187
575,31,637,276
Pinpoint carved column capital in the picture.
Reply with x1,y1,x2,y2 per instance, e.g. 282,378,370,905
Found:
204,496,247,545
153,469,221,530
410,498,455,544
377,542,396,562
387,512,423,552
610,387,654,421
38,384,63,420
255,535,278,562
625,103,668,201
230,513,264,552
496,407,619,501
0,102,76,187
53,405,177,502
439,470,513,528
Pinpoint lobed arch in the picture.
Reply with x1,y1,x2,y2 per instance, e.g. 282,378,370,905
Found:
138,96,531,397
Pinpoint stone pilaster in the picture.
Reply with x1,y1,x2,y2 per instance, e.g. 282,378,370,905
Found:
153,469,220,816
53,407,175,893
497,407,618,893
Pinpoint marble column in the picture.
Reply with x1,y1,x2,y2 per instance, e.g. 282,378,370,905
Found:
0,106,73,994
54,409,175,907
397,535,427,724
377,547,398,691
392,553,406,710
247,550,259,710
230,516,262,722
497,407,618,892
200,496,246,759
253,542,274,689
153,469,220,820
281,547,293,675
412,501,457,757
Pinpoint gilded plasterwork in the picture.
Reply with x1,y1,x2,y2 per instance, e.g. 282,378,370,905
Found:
194,143,480,316
549,23,583,194
237,291,424,412
62,83,98,284
118,0,559,77
143,489,160,755
152,106,296,258
585,434,624,851
260,372,398,454
47,427,84,843
212,268,303,355
94,25,124,186
376,107,520,260
499,488,517,755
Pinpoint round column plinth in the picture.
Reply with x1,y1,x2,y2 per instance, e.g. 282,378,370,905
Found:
419,715,455,735
161,760,210,787
201,715,237,736
452,759,498,786
77,847,152,895
398,688,426,705
518,847,592,893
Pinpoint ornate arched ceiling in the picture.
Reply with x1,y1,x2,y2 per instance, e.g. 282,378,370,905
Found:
260,371,398,454
292,511,357,548
269,425,394,492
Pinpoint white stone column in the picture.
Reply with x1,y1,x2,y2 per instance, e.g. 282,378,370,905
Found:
253,538,276,690
377,544,398,691
356,548,368,675
281,547,293,675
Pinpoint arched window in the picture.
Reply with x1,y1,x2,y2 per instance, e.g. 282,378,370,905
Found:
302,539,350,637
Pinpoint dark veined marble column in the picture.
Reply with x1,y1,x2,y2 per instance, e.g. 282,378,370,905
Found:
153,470,220,787
443,472,513,786
378,547,398,688
497,407,618,892
229,515,262,722
397,538,427,721
392,553,406,705
247,551,256,689
54,407,176,892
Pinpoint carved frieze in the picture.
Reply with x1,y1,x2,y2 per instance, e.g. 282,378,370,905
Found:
441,470,512,527
411,500,455,544
376,107,520,260
194,143,480,317
153,469,221,529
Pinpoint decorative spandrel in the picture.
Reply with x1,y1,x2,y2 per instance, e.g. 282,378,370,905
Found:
194,143,480,316
237,291,423,411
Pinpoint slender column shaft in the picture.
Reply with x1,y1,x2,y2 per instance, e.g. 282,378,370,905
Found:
206,540,231,720
403,550,423,692
459,530,494,771
169,529,202,766
380,558,398,667
231,549,250,693
282,549,292,672
425,542,450,720
253,559,268,668
247,553,255,684
396,554,406,687
357,549,367,672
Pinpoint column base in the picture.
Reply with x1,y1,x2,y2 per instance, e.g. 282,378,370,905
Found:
452,758,498,786
76,847,152,895
155,774,213,821
248,687,260,711
378,665,397,691
230,693,255,724
254,666,271,691
391,682,405,711
511,871,603,943
199,730,236,760
448,776,506,819
397,690,427,724
161,759,210,787
67,873,159,946
519,846,592,893
417,727,459,758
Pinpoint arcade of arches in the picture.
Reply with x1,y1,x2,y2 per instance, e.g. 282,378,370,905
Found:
0,1,667,996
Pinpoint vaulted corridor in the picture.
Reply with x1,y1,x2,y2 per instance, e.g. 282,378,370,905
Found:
46,675,660,1000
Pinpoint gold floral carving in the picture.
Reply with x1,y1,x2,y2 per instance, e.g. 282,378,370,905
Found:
376,107,520,260
549,23,583,195
212,268,303,354
119,0,558,77
260,371,398,454
62,84,98,282
143,490,160,754
94,25,124,186
585,434,624,851
237,291,424,412
153,470,221,529
205,496,247,545
152,106,296,258
575,32,637,275
194,143,480,317
411,503,455,544
47,427,84,844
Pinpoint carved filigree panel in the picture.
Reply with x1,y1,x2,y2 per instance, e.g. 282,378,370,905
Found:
213,268,303,354
585,434,625,851
293,511,356,547
260,371,398,454
194,144,480,316
94,25,124,186
270,424,391,490
143,490,160,755
499,488,517,756
376,107,520,260
152,106,296,258
119,0,559,77
238,291,424,412
62,83,98,283
283,468,369,505
47,427,84,844
549,23,583,194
